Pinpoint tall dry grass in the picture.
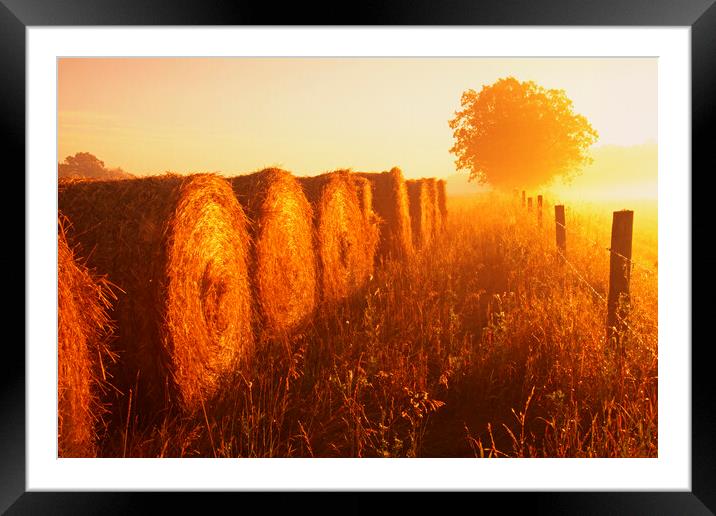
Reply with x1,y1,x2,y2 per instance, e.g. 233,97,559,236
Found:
97,192,657,458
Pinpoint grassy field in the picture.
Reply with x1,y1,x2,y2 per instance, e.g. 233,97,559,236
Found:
100,193,658,458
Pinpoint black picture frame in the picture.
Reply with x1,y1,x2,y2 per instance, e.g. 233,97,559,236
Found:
6,1,713,513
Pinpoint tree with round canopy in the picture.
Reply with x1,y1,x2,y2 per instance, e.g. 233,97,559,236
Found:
448,77,598,190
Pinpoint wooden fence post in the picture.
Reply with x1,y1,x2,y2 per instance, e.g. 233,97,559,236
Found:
555,205,566,258
537,195,543,227
607,210,634,347
521,190,526,208
527,197,533,212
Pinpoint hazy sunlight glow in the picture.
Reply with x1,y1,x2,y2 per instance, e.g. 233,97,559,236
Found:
58,57,657,198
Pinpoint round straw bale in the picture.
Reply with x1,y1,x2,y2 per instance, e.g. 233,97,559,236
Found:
424,178,439,238
406,179,434,249
299,170,371,304
58,215,116,457
350,175,379,278
230,168,317,336
58,173,253,416
355,167,413,259
352,175,373,220
436,178,448,230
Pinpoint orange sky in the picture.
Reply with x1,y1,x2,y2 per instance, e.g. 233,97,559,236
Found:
58,57,657,181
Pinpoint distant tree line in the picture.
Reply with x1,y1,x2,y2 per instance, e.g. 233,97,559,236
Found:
58,152,134,180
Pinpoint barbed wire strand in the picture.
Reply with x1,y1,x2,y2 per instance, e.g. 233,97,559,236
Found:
556,249,608,303
557,219,656,275
516,204,657,330
556,249,659,335
554,220,656,276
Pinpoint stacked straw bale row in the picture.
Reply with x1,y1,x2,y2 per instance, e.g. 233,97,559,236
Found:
406,179,432,248
405,177,449,249
57,166,446,455
355,168,413,260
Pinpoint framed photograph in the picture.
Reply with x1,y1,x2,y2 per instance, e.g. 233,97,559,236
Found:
8,0,713,512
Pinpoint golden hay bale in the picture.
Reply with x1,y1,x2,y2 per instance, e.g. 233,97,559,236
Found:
355,167,413,259
58,174,253,415
350,175,380,278
424,178,439,238
230,168,317,336
58,216,116,457
352,175,373,220
299,170,372,304
436,178,448,230
406,179,434,249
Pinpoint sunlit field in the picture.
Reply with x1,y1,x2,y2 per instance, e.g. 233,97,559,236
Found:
91,193,657,458
56,57,659,460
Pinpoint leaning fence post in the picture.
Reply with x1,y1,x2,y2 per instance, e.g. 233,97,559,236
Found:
527,197,533,212
555,205,566,258
537,195,543,227
607,210,634,351
521,190,526,208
